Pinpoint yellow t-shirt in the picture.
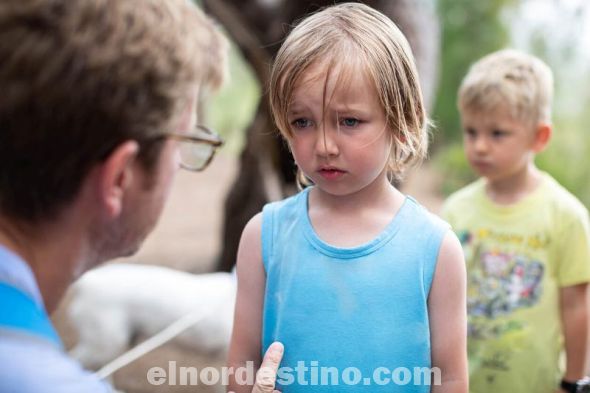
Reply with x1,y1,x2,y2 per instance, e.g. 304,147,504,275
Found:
441,173,590,393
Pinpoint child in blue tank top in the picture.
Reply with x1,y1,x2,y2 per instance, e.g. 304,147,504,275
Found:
227,3,468,392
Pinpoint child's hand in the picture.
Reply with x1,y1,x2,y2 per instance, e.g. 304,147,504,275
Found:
251,342,284,393
228,341,284,393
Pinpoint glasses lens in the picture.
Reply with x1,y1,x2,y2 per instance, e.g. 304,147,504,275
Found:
179,141,214,170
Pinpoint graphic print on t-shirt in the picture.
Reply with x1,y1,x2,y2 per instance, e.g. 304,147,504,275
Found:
458,228,546,340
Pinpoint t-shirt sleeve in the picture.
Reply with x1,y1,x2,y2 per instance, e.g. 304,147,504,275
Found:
555,209,590,287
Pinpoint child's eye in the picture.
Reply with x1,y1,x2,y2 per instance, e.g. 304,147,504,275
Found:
291,118,313,129
491,129,508,138
340,117,361,128
464,128,476,137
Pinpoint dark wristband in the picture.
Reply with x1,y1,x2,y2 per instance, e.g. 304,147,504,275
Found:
562,379,577,393
561,378,590,393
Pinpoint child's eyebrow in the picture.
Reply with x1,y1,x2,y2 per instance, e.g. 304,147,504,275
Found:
337,104,364,111
287,105,310,116
332,104,371,116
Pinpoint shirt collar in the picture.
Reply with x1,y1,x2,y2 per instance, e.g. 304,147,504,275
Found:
0,245,44,308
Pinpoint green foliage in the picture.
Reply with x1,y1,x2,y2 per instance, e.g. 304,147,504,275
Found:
524,10,590,206
433,0,516,198
192,0,260,155
537,115,590,207
433,0,516,147
434,142,476,196
206,37,261,155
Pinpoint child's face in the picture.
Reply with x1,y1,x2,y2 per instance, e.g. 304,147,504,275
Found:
461,107,538,184
286,62,391,197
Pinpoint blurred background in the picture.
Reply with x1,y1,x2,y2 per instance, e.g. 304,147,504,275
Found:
204,0,590,203
200,0,590,273
53,1,590,391
432,0,590,200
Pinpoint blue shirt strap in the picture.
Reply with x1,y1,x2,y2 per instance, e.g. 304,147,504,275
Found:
0,281,63,349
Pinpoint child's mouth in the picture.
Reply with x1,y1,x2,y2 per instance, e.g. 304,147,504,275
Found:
318,168,346,180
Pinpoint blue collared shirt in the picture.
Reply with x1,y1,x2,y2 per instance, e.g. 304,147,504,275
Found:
0,245,112,393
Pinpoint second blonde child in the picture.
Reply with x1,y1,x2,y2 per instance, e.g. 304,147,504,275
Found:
442,49,590,393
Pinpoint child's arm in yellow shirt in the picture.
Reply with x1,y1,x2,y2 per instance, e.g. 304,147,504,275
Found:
560,283,589,383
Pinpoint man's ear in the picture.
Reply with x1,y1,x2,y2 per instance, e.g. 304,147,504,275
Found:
99,141,140,218
533,122,552,153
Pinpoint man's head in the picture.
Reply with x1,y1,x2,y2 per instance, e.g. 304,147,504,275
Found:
457,49,553,182
0,0,225,223
0,0,226,263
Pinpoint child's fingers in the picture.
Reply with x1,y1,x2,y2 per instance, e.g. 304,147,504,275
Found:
251,342,284,393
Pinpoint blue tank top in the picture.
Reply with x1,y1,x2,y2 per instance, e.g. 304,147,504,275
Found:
261,187,449,392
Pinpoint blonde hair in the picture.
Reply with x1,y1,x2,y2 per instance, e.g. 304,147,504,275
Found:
0,0,226,221
458,49,553,126
269,2,428,183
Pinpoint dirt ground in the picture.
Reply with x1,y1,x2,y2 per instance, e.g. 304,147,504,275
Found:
51,153,443,393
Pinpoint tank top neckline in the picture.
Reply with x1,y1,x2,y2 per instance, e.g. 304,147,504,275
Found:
300,186,412,259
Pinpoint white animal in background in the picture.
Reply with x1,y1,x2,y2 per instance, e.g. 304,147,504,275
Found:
67,263,236,371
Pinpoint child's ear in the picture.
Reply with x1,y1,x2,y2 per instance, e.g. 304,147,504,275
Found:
532,122,552,153
98,141,140,218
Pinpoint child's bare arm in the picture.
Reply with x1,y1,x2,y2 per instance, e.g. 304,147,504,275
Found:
559,283,589,382
227,213,267,393
428,231,468,393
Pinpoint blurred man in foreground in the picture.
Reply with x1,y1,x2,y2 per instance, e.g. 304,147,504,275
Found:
0,0,282,391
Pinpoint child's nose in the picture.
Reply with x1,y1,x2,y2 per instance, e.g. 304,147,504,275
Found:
315,127,339,157
473,136,489,153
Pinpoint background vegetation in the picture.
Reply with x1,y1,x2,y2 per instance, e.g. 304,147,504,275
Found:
205,0,590,206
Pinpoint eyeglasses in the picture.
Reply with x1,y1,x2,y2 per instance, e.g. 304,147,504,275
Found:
163,125,223,171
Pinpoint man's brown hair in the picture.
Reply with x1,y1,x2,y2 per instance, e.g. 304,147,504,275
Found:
0,0,225,222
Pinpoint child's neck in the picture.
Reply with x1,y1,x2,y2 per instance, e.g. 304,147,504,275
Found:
308,175,405,248
311,175,401,214
485,163,543,205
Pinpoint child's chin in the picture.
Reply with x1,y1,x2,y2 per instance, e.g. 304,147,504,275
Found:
469,164,493,177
